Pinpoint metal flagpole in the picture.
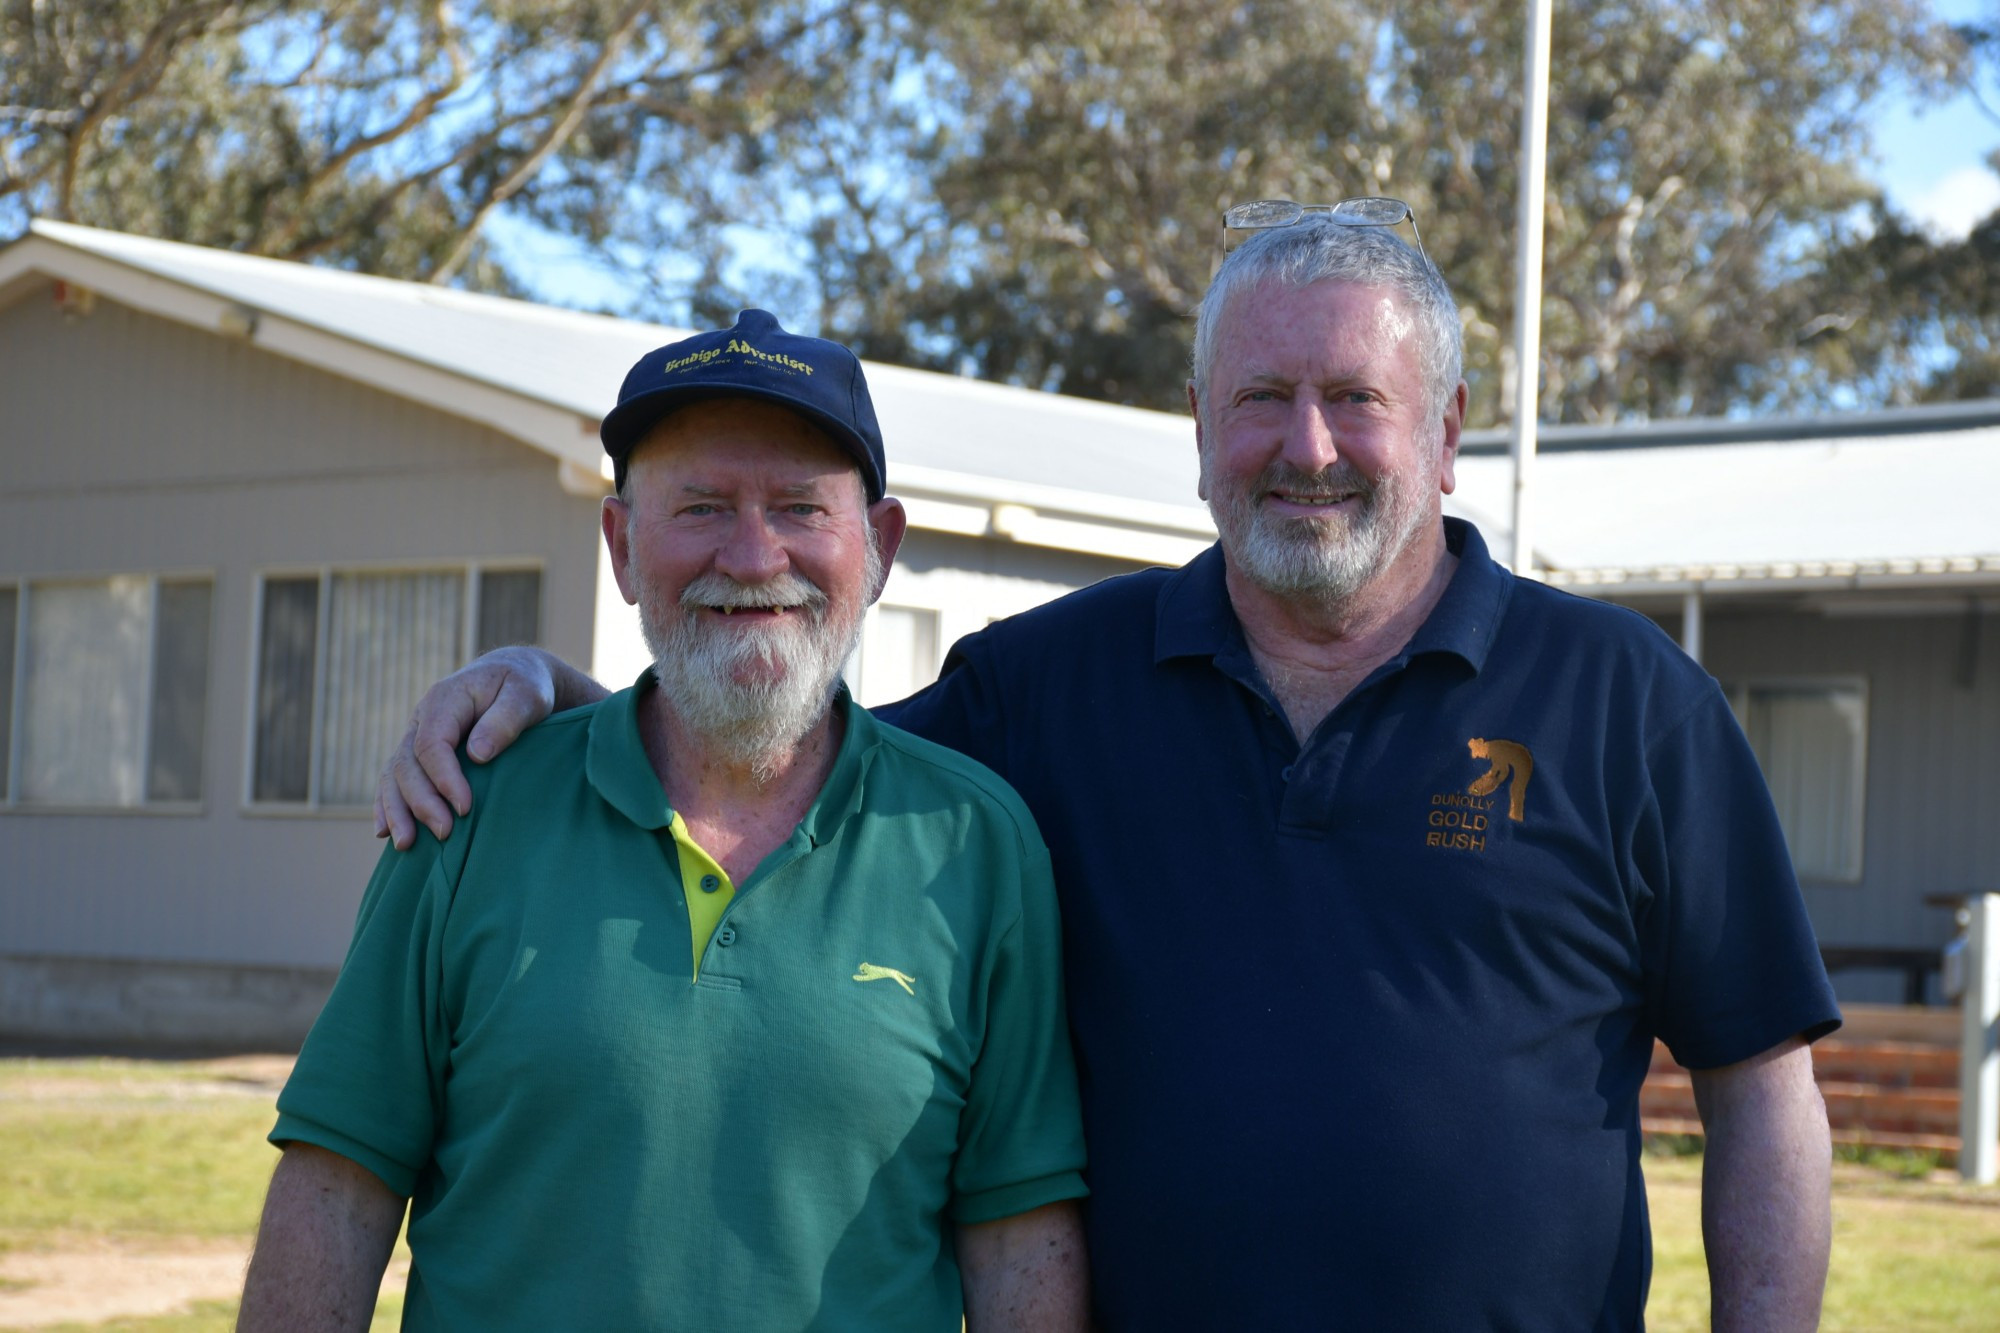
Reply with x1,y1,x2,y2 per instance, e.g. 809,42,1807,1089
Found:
1509,0,1555,578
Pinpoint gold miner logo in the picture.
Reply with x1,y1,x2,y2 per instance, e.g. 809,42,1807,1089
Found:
1425,737,1534,853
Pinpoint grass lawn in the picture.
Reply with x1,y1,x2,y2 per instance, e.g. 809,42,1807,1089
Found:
5,1056,1999,1329
1644,1149,2000,1331
0,1056,405,1331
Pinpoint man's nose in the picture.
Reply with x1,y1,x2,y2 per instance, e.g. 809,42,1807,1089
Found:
714,509,789,583
1281,397,1342,473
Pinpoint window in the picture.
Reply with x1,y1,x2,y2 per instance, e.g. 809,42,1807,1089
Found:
847,605,941,708
252,567,540,807
1729,679,1867,882
0,575,213,808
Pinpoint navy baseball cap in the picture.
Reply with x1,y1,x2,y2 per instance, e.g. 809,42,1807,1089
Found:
599,309,887,501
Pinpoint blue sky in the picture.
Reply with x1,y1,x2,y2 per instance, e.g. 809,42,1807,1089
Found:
1869,0,2000,237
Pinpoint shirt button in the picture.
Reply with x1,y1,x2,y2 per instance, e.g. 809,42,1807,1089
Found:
699,873,721,893
716,926,737,947
1280,765,1295,781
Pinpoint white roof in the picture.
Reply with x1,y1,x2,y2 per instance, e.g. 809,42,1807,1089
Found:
1,220,1213,566
1454,409,2000,592
5,220,1996,589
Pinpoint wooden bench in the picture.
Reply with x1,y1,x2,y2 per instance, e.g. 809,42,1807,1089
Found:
1818,945,1942,1007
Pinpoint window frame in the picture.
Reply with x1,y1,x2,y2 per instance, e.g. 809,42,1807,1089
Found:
0,568,217,816
243,560,542,813
847,601,946,708
1723,673,1870,885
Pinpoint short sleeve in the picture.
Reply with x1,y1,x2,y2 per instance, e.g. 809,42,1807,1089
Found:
1635,689,1842,1069
949,829,1088,1224
270,834,456,1196
875,629,1013,778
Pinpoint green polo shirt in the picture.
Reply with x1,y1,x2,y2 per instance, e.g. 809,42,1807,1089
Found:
272,678,1086,1331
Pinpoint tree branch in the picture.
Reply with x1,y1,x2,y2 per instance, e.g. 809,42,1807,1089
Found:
257,0,470,256
54,0,247,219
428,0,651,283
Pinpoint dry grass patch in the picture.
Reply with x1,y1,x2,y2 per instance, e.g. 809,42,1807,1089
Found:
0,1056,403,1331
1643,1153,2000,1331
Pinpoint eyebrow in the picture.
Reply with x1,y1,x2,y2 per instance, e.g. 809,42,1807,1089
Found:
675,479,834,499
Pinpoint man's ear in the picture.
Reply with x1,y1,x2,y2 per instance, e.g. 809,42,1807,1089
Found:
602,496,638,605
1188,380,1209,502
865,497,908,603
1436,381,1468,496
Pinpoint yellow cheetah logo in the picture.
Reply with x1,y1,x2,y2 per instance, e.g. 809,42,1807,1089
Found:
1466,738,1534,822
853,962,917,995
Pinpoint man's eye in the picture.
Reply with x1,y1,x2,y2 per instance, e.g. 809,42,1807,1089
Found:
785,503,820,516
683,503,718,516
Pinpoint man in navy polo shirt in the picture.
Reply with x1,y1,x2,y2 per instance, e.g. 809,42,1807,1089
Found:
378,218,1839,1330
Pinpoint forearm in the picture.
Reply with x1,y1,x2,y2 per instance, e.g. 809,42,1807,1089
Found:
1693,1039,1832,1332
958,1199,1090,1332
540,648,611,712
238,1143,406,1333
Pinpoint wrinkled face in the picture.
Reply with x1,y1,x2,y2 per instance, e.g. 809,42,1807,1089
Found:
604,398,894,773
1193,279,1457,604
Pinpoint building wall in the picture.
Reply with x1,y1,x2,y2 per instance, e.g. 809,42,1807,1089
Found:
1698,601,2000,1004
858,528,1157,703
0,290,602,1019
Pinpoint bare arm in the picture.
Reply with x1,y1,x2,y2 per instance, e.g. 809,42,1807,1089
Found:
373,645,609,849
1691,1036,1831,1332
957,1199,1090,1332
237,1143,406,1333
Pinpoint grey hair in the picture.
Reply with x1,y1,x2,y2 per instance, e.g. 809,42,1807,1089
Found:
1190,220,1464,423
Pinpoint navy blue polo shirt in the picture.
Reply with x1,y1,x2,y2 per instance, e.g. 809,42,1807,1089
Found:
881,519,1839,1331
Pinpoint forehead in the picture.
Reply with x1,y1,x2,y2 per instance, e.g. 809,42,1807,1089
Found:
1213,279,1415,371
628,397,860,493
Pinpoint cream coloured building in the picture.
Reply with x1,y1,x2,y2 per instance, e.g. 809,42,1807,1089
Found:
3,221,1997,1042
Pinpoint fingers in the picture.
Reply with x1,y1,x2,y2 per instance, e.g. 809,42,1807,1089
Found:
381,728,459,850
379,679,484,851
461,687,538,768
373,649,561,852
374,747,425,852
457,647,559,765
406,692,477,828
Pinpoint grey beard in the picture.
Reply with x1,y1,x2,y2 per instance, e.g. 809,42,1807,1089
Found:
1205,457,1428,605
639,565,866,784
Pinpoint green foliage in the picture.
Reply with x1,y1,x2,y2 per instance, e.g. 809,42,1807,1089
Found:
3,1,1994,421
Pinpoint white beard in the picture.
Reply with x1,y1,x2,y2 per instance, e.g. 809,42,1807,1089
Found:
633,544,877,783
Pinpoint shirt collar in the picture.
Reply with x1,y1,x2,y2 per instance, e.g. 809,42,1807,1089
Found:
586,669,874,844
1154,517,1512,675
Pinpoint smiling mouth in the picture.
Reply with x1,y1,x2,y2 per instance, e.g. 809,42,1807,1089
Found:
1269,491,1359,507
709,604,803,616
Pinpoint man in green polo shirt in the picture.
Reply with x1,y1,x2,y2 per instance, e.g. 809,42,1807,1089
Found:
237,311,1090,1332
